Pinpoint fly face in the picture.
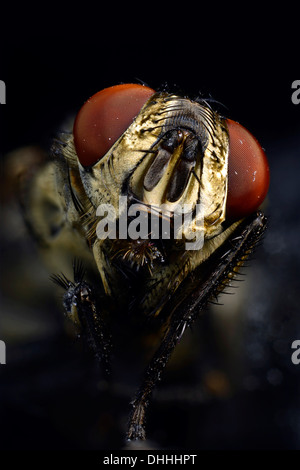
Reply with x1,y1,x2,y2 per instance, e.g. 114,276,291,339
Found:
128,94,229,241
22,83,270,441
72,90,229,241
55,84,269,318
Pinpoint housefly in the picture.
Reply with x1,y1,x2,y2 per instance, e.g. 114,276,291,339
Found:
19,83,269,441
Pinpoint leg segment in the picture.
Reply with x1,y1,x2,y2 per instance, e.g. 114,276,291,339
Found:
127,211,267,440
51,260,112,377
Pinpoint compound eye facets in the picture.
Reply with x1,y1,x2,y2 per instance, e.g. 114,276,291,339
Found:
73,83,155,167
225,119,270,219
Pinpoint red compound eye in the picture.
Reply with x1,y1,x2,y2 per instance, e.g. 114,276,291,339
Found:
73,83,155,167
226,119,270,220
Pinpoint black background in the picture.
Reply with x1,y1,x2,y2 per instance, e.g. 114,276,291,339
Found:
1,6,299,154
1,4,300,453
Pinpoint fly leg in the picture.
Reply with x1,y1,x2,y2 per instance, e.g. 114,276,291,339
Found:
127,211,267,440
126,314,190,441
51,260,112,377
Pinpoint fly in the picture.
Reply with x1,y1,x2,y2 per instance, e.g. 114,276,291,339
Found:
20,83,270,441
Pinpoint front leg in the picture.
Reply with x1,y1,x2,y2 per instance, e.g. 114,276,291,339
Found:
51,260,112,377
127,211,267,440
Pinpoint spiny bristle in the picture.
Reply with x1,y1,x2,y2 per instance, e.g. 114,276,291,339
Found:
84,215,99,244
50,272,72,290
51,133,78,166
73,258,86,284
